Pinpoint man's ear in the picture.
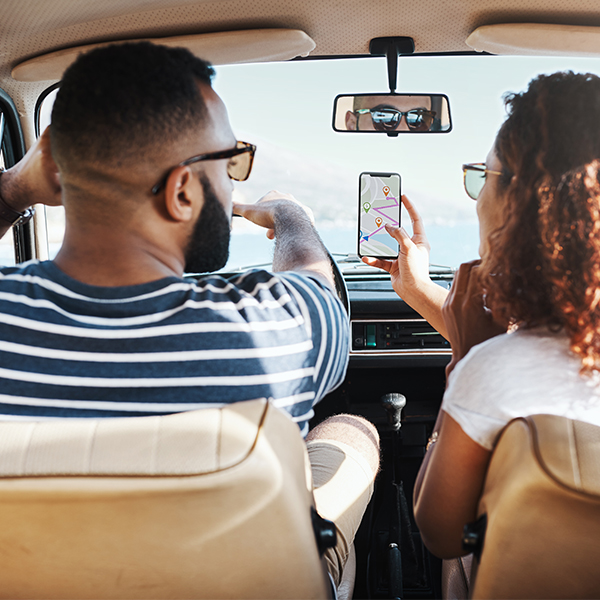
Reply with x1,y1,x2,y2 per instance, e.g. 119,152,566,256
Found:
163,165,202,223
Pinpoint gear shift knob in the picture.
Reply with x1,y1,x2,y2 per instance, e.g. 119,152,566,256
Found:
381,393,407,432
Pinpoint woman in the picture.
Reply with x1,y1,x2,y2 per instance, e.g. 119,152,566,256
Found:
364,71,600,558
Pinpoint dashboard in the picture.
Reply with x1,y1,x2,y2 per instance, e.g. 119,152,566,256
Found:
347,277,450,359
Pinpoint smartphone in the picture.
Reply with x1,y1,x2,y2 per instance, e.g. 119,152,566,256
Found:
358,172,401,258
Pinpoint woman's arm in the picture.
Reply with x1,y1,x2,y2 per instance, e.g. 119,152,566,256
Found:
413,260,506,558
413,411,491,558
362,195,449,338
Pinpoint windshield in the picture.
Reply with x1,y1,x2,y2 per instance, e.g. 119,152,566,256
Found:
36,54,600,271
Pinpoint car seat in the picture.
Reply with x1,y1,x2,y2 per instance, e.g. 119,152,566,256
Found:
467,414,600,599
0,399,333,599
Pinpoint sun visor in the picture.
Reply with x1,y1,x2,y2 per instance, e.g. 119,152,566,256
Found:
12,29,316,82
467,23,600,57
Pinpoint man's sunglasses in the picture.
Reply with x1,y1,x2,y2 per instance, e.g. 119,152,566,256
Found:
462,163,502,200
151,141,256,195
355,108,436,132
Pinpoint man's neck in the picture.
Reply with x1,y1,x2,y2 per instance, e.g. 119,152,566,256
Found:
53,229,185,287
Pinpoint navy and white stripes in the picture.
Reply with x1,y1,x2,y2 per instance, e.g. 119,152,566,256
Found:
0,261,349,436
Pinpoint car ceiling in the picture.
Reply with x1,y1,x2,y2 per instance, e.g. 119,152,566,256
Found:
3,0,600,140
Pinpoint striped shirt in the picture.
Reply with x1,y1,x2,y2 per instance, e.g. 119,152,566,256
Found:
0,260,349,436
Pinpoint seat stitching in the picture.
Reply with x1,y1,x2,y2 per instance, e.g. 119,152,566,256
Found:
85,420,99,474
20,422,36,475
569,419,582,490
216,408,222,471
151,416,159,475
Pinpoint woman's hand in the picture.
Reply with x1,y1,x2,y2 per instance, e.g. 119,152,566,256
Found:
443,260,506,376
362,195,450,338
362,195,431,294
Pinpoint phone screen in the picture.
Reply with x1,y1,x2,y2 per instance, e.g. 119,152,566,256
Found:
358,172,401,258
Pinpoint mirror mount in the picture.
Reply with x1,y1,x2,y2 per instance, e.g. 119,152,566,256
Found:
369,37,415,93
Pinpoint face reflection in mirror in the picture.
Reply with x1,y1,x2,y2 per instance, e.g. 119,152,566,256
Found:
335,94,451,133
346,95,433,132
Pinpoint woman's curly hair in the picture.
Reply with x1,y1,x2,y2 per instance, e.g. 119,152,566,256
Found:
481,71,600,372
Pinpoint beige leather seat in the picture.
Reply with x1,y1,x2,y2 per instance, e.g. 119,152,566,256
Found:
470,414,600,599
0,399,332,599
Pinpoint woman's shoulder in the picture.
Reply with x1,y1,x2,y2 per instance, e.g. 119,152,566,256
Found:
459,326,569,367
446,326,573,400
442,327,575,451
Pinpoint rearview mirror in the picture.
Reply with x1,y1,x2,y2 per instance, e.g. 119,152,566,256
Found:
332,93,451,134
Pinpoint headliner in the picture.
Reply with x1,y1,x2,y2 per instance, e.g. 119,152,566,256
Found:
3,0,600,138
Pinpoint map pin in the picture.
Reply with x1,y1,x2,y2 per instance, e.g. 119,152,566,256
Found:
363,202,371,212
375,217,383,227
382,186,391,196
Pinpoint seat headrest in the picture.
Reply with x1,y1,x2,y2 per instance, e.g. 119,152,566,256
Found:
0,399,268,477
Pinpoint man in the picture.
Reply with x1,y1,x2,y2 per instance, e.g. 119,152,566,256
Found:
0,42,378,587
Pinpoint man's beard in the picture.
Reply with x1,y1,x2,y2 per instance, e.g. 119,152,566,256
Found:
184,175,231,274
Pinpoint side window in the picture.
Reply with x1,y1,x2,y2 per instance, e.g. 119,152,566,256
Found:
1,86,38,266
37,86,64,259
0,110,15,265
0,108,15,266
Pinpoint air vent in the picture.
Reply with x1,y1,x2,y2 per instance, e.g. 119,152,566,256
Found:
351,319,450,355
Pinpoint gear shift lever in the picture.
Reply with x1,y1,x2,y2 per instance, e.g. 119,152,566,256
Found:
380,392,407,599
381,393,407,432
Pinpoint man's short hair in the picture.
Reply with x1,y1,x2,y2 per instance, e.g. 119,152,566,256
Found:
51,42,215,170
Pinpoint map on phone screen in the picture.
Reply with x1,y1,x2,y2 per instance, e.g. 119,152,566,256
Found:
359,174,401,257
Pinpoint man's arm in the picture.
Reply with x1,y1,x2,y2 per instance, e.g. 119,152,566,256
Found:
233,191,334,288
234,191,348,410
0,127,61,240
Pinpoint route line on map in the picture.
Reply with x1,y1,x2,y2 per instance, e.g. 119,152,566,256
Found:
372,199,399,226
360,224,386,242
360,196,399,243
